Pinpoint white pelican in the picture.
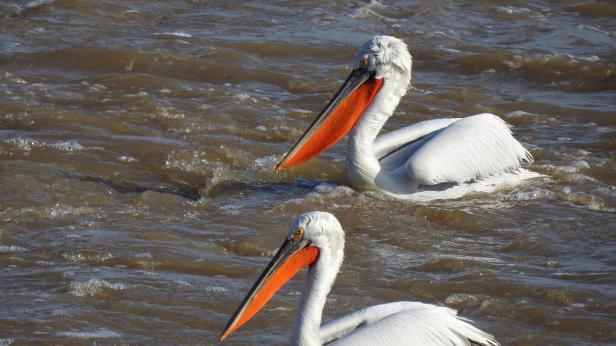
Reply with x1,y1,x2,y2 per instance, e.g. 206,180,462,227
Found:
275,36,536,199
220,211,499,345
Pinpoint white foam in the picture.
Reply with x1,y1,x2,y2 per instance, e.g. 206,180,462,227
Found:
119,155,137,162
497,6,531,15
57,329,120,339
51,309,71,317
0,245,27,254
46,204,99,219
124,91,148,97
445,293,479,305
205,286,227,294
233,93,257,103
569,303,586,309
512,188,555,201
25,0,54,9
393,169,545,202
50,141,85,151
153,31,192,38
251,155,278,171
70,279,128,296
503,110,535,118
351,0,387,19
0,338,14,346
174,279,192,287
164,151,208,172
312,183,355,197
5,137,85,152
36,260,55,266
291,108,312,114
219,204,242,215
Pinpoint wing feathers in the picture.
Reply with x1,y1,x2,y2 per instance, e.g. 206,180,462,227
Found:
405,113,532,186
373,118,460,159
322,302,499,346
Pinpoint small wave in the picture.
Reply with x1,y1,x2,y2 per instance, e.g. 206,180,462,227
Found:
0,338,14,346
153,31,192,38
6,0,55,16
5,137,86,152
568,303,586,310
291,108,312,114
311,182,355,197
233,93,258,103
46,203,102,219
558,186,615,213
496,6,531,15
25,0,55,9
205,286,227,294
164,150,209,172
456,52,615,91
174,279,192,287
70,279,128,296
568,3,616,19
503,110,535,119
219,203,242,215
119,155,137,162
251,155,278,172
495,6,545,20
445,293,480,306
51,309,71,317
57,328,120,339
35,260,55,266
511,188,555,201
0,245,26,254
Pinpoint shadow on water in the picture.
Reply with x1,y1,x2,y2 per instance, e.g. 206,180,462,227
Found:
61,172,324,201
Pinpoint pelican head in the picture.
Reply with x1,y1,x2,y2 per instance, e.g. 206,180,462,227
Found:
354,35,412,82
275,35,413,171
220,211,345,341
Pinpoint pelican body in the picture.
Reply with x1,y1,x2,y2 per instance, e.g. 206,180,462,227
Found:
275,36,535,199
220,211,499,346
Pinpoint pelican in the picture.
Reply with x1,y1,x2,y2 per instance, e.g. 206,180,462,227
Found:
220,211,499,345
275,36,536,199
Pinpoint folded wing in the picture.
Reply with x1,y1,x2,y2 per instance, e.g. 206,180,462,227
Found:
404,113,533,186
320,302,499,346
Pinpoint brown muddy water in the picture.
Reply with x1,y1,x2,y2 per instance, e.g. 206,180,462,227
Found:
1,0,615,345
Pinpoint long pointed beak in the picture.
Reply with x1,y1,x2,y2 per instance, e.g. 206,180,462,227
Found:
275,69,383,171
219,238,319,341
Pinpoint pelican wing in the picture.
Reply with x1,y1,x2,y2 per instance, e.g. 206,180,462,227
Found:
319,302,414,343
404,113,533,186
374,118,460,163
321,302,499,346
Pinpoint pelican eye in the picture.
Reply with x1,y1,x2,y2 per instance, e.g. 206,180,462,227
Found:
292,227,304,242
359,58,369,69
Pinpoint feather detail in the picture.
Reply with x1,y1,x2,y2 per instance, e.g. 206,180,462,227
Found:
320,302,499,346
404,113,533,186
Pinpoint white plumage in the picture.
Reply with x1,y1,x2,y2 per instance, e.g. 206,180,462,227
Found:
220,212,500,346
402,114,533,186
277,36,539,200
321,302,498,346
346,37,535,198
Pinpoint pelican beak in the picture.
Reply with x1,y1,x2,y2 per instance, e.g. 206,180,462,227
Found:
219,238,319,341
275,68,383,171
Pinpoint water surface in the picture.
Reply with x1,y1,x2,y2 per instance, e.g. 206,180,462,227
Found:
1,0,615,345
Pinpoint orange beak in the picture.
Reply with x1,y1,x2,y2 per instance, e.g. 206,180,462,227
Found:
219,238,319,341
275,68,384,171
